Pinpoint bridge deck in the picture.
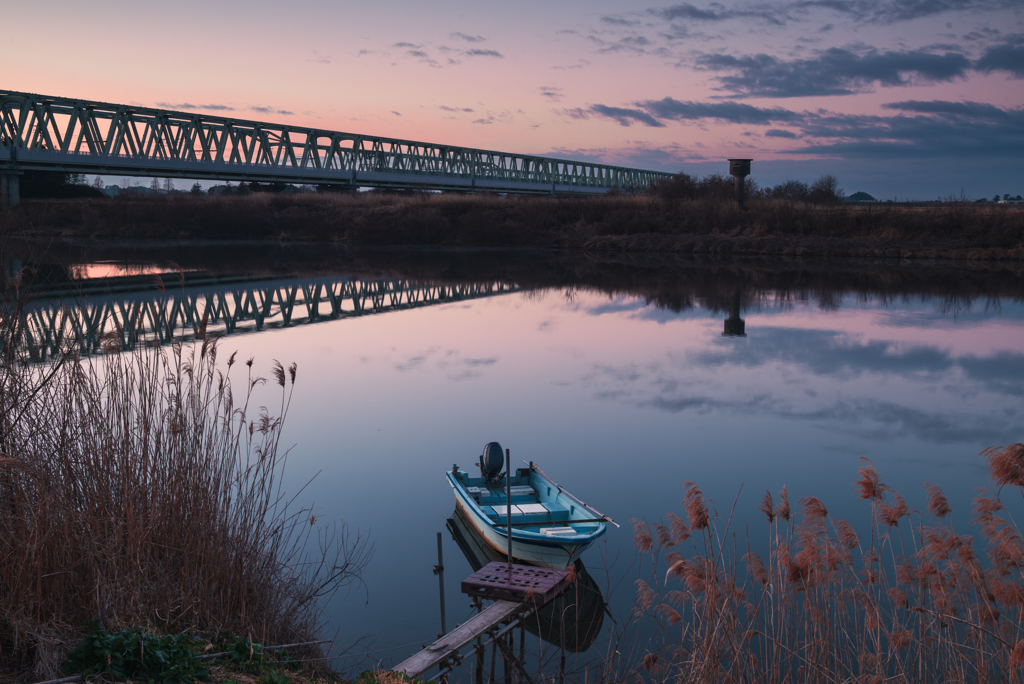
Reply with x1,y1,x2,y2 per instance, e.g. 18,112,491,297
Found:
1,89,673,195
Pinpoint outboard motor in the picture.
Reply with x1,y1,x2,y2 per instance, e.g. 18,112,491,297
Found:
480,441,505,481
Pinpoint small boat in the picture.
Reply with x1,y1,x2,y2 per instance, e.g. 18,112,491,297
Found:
446,442,615,569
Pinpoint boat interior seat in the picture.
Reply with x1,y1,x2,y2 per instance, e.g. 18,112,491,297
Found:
474,490,539,506
483,503,571,524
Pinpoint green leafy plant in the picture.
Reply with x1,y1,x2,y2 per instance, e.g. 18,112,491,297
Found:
61,621,210,683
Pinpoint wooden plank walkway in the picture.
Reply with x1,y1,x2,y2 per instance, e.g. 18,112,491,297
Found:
392,599,533,678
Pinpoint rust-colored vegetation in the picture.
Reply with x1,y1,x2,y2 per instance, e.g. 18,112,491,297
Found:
632,448,1024,683
0,304,372,680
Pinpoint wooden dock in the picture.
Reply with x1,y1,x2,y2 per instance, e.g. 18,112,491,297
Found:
392,599,531,677
393,562,569,680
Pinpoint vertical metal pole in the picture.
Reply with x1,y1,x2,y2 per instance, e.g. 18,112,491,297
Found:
506,448,512,571
436,532,446,636
490,635,497,684
519,622,525,668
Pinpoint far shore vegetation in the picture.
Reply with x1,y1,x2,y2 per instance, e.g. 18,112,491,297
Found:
2,171,1023,261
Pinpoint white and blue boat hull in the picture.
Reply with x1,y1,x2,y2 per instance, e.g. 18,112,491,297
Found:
446,463,607,569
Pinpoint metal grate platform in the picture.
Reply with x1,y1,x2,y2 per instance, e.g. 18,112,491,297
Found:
461,562,568,604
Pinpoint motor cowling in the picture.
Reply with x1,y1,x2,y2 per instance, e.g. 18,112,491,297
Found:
480,442,505,480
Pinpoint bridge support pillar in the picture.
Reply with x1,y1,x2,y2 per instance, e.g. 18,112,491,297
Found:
1,173,20,208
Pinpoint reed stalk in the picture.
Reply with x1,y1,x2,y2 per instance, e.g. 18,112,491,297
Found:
0,289,372,679
631,451,1024,683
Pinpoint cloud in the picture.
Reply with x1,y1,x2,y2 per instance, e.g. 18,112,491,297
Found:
570,98,799,127
472,118,494,125
450,32,486,42
589,104,666,127
309,50,332,64
800,0,1022,24
568,91,1024,162
650,2,789,25
439,105,475,113
463,357,498,366
579,324,1024,445
601,15,640,26
538,86,564,101
974,33,1024,77
156,102,235,112
407,49,430,58
696,47,971,97
393,42,421,48
642,97,802,123
390,111,401,116
463,49,504,58
789,100,1024,159
593,35,667,56
249,105,293,116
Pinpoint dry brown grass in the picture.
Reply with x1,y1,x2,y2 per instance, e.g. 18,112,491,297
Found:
2,192,1022,259
631,448,1024,683
0,292,372,680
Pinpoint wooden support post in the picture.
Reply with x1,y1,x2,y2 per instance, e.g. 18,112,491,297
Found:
474,597,484,684
436,532,446,637
558,596,566,684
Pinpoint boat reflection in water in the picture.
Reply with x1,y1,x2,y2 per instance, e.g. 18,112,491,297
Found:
447,505,606,652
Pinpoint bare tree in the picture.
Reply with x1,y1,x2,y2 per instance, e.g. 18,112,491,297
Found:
163,178,175,193
150,178,161,193
92,176,105,191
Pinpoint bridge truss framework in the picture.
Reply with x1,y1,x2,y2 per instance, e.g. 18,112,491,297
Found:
0,89,673,204
7,274,521,363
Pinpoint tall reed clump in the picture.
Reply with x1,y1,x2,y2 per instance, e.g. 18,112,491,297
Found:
632,448,1024,683
0,308,372,679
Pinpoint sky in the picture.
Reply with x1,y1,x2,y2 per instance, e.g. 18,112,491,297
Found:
3,0,1023,199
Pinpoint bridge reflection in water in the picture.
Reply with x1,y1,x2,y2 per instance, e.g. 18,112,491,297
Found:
10,273,520,362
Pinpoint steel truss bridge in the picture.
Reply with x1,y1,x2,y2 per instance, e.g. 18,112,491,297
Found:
6,274,520,363
0,89,673,205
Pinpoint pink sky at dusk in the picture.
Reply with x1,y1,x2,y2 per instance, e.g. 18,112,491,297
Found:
3,0,1023,198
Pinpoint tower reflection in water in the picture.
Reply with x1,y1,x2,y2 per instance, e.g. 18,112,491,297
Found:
446,506,607,653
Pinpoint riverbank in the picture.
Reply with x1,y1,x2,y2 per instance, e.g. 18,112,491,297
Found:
3,193,1023,260
0,332,371,681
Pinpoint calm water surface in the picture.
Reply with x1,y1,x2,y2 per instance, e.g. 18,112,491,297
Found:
13,245,1024,675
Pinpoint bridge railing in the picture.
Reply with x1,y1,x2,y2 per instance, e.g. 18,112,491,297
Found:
1,90,673,191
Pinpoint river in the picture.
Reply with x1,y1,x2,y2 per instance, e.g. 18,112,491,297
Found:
8,242,1024,679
